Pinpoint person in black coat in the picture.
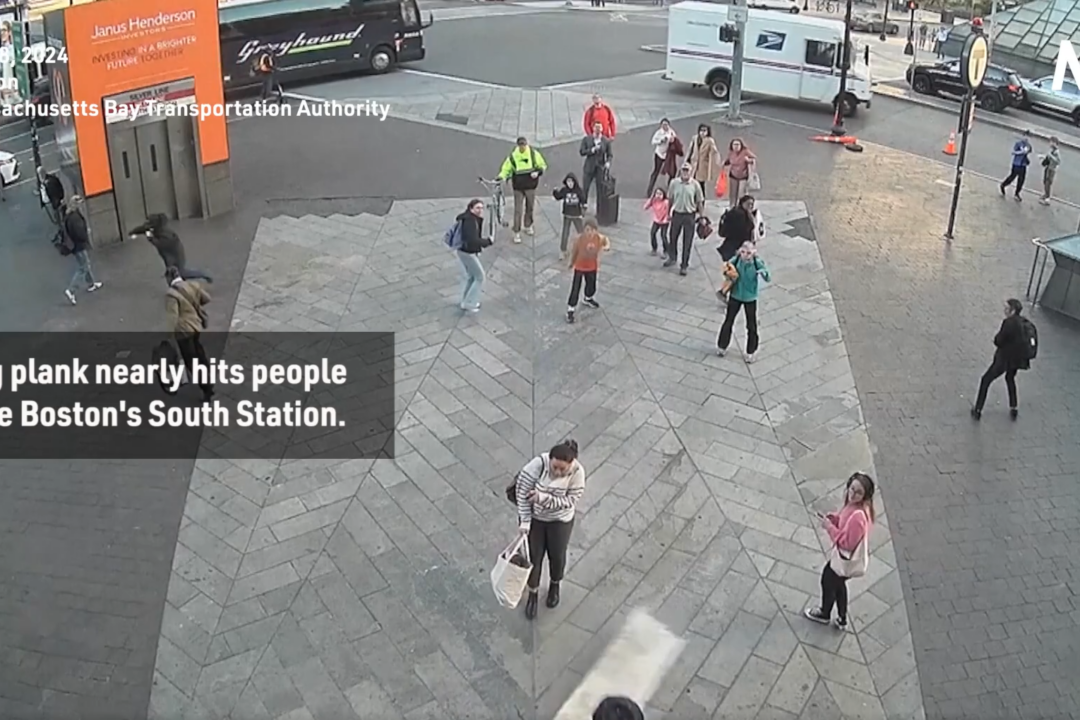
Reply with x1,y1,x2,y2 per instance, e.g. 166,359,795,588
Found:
38,166,65,213
454,199,492,312
129,214,213,282
717,195,755,261
593,696,644,720
972,298,1028,420
579,123,613,205
61,196,103,304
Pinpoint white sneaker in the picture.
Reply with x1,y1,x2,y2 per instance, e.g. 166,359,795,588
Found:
514,234,522,243
64,289,76,305
524,226,534,236
746,353,756,363
87,282,102,292
716,348,726,357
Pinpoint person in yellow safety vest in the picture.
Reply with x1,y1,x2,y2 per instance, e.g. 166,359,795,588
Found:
498,136,547,243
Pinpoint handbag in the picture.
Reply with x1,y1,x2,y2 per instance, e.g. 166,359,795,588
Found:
490,535,532,608
715,172,727,198
505,456,546,504
828,511,870,578
747,166,761,192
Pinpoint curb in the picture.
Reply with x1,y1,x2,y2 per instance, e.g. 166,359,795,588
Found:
872,83,1080,151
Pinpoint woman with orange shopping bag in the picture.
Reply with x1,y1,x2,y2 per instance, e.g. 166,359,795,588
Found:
715,171,727,199
721,138,756,207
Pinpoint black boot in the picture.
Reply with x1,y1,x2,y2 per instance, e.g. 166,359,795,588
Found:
970,407,981,420
1010,408,1018,420
524,590,538,620
546,582,560,608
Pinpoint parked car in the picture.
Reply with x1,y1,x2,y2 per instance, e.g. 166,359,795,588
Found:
1019,75,1080,125
747,0,801,13
849,12,900,34
906,60,1024,112
0,151,19,187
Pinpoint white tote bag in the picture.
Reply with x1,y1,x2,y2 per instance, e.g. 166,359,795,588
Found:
490,535,532,608
828,513,870,578
747,165,762,192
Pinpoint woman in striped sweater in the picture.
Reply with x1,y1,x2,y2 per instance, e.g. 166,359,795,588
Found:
516,439,586,619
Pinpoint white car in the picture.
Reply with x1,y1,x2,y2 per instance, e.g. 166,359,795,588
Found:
748,0,801,13
0,150,18,186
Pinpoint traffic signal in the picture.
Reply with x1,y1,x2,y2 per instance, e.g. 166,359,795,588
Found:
906,0,918,9
719,24,739,43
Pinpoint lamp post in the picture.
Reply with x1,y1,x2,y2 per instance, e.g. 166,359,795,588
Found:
832,0,855,135
880,1,890,41
944,33,988,240
904,0,916,55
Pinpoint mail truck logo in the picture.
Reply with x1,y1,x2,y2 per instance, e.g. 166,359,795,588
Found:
756,31,785,51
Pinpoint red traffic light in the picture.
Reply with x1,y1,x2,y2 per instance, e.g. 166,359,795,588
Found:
907,0,918,8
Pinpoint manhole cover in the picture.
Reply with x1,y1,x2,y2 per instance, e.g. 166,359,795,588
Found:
435,113,469,125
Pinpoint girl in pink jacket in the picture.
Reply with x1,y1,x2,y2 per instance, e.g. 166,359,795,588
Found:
804,472,875,629
643,188,670,256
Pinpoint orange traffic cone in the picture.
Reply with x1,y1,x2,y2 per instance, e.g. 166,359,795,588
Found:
942,132,957,156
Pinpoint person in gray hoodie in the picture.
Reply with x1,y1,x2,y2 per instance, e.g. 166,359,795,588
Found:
579,122,613,205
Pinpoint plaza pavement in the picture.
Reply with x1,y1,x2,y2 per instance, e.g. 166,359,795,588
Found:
147,197,922,720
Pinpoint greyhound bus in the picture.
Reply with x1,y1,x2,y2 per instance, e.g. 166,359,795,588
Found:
219,0,432,90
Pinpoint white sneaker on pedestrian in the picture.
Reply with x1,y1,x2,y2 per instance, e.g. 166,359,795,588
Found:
514,233,522,243
524,226,534,236
64,289,76,305
1040,198,1050,205
716,348,726,357
87,282,102,292
745,353,756,363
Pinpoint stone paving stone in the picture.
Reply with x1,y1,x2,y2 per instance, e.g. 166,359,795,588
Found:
147,198,923,719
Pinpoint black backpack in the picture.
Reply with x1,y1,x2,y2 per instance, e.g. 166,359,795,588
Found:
1019,317,1038,362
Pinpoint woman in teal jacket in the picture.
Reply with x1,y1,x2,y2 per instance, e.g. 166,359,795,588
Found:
717,242,770,362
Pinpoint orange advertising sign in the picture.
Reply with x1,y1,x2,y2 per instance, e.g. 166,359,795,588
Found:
64,0,227,196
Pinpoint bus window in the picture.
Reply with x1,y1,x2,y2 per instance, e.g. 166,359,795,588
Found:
400,0,420,27
805,40,836,68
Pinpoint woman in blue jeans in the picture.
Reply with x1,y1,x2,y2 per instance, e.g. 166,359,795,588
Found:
455,199,492,312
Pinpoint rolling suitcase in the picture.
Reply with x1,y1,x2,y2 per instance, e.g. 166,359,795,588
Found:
597,171,619,227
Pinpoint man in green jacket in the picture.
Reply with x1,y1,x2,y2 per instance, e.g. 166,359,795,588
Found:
498,136,547,243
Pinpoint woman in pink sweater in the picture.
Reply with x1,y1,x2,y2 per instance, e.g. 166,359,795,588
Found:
804,472,875,629
721,138,756,208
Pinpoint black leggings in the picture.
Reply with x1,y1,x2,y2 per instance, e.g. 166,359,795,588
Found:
568,270,597,308
1001,165,1027,195
975,356,1018,412
650,222,669,252
819,563,849,620
646,155,673,197
717,299,759,355
528,519,574,588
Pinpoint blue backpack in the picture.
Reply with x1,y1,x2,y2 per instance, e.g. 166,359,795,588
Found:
444,220,463,249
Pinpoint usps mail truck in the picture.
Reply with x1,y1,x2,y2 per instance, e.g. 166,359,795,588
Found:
664,1,872,116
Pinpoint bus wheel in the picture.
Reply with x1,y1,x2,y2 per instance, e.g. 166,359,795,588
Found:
370,45,396,73
707,71,731,101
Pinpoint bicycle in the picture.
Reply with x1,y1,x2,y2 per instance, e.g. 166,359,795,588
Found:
478,177,508,242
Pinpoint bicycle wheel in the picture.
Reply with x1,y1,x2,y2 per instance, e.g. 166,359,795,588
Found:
495,190,508,228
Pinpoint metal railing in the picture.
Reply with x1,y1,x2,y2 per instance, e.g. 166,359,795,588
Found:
1025,237,1051,305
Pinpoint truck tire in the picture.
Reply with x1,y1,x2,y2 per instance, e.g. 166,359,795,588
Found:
834,92,858,118
707,70,731,101
1071,107,1080,126
370,45,396,74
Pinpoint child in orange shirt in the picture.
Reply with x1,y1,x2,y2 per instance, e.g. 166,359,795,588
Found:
567,219,611,323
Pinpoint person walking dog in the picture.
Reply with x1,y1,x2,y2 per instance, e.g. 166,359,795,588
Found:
804,472,875,630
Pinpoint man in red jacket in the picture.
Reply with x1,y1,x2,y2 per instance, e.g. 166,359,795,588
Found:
583,95,616,138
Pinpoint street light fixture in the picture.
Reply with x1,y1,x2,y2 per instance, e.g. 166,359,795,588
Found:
904,0,917,55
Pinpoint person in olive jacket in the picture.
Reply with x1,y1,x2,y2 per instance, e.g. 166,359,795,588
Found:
166,266,214,402
971,298,1029,420
455,199,493,312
